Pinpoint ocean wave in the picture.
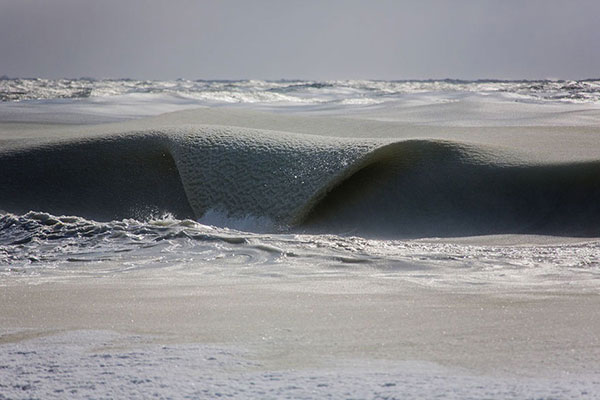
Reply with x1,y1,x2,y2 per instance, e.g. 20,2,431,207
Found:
1,124,599,238
3,78,600,105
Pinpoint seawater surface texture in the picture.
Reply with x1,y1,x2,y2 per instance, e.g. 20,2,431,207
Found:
1,79,600,399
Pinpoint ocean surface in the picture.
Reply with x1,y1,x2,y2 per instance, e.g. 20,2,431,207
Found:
1,78,600,290
1,79,600,399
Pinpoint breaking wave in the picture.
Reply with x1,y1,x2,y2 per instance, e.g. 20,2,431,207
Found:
1,125,599,238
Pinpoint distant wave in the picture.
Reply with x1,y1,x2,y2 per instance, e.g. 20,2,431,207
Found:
1,125,599,238
2,78,600,105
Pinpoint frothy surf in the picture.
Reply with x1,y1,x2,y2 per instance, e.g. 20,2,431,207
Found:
1,210,598,290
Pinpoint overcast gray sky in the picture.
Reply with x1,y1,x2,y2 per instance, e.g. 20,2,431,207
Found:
1,0,599,80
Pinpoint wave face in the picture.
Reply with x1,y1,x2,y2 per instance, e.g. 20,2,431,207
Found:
1,125,599,238
0,133,195,221
303,141,600,237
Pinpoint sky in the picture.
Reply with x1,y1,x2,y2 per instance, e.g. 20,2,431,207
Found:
1,0,599,80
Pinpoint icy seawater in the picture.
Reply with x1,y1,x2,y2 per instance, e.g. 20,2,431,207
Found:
0,78,599,290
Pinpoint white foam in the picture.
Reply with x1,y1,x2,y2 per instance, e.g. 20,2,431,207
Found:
1,330,598,400
197,208,277,233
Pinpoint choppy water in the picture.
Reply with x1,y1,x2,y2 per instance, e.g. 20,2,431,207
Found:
1,211,598,290
3,77,600,105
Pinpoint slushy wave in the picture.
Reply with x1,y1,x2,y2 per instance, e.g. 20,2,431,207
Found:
1,124,599,238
